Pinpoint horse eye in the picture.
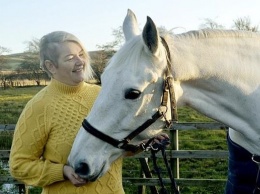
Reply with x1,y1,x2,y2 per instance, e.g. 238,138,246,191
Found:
125,89,141,100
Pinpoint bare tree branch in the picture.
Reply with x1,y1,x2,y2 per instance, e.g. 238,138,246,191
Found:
199,18,225,30
233,16,259,32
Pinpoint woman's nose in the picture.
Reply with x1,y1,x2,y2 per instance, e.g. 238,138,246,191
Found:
75,55,85,65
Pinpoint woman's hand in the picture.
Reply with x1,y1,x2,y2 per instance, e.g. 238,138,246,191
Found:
153,133,170,144
63,165,87,187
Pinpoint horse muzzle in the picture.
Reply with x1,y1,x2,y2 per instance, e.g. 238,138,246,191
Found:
70,160,107,181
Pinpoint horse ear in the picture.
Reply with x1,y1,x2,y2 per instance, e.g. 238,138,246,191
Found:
142,16,159,54
123,9,140,41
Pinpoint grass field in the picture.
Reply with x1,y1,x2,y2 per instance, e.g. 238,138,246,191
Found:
0,86,228,194
0,86,45,124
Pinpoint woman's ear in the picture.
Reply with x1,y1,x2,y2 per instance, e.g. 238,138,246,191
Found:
45,60,56,75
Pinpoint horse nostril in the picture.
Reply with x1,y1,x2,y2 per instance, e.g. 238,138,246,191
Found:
75,162,90,175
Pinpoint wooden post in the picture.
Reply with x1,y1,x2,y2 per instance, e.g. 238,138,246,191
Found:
138,158,147,194
139,158,159,194
18,184,26,194
170,128,179,179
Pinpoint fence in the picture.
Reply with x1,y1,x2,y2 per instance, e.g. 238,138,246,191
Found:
0,123,229,194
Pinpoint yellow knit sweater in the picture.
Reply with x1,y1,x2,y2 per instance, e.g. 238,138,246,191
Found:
10,79,124,194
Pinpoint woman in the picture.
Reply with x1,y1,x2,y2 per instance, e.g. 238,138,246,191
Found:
9,31,125,194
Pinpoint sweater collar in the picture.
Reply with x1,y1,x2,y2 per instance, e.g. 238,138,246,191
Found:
50,78,85,94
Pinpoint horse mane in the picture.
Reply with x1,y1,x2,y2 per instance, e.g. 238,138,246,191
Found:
105,29,260,86
108,29,260,71
160,29,260,85
175,29,260,40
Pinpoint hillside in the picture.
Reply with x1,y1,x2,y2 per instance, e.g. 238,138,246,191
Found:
2,53,25,70
2,50,103,71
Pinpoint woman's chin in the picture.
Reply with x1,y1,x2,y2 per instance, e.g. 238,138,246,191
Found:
73,74,85,82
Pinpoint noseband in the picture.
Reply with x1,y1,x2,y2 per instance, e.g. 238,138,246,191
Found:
82,37,178,153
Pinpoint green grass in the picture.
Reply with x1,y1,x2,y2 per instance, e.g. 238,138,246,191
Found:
0,86,45,124
0,86,228,194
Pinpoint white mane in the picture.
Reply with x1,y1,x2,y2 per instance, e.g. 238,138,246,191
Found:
175,29,260,40
162,30,260,94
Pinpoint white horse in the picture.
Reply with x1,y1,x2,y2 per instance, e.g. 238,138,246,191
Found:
68,9,260,181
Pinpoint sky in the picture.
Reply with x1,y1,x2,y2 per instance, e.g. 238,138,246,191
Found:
1,0,260,54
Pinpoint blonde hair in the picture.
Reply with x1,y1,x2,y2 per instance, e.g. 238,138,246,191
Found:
39,31,94,80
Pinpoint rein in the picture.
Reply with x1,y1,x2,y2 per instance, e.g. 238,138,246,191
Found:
82,37,180,193
151,139,180,194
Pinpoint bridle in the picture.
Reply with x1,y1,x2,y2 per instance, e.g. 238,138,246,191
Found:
82,37,177,152
82,37,180,193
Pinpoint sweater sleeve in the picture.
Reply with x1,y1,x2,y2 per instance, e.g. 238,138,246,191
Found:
9,95,65,187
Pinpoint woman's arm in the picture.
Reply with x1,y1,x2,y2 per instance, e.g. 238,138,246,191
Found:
9,99,65,187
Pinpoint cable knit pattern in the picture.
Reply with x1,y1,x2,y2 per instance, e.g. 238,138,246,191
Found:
9,79,124,194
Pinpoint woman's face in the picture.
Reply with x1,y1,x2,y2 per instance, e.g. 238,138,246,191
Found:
52,41,87,86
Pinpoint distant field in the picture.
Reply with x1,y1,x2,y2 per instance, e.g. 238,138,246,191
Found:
0,86,228,194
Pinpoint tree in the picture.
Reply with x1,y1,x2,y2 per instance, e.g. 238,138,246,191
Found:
90,50,110,84
0,46,11,89
93,27,123,82
233,16,258,32
199,16,259,32
199,18,225,30
24,38,40,53
158,26,176,36
17,52,43,86
0,46,11,70
16,38,47,86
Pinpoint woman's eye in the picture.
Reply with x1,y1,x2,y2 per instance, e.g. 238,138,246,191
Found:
65,56,74,61
125,89,141,100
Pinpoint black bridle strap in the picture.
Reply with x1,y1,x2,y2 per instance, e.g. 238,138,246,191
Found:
82,111,163,152
82,119,124,148
124,111,162,142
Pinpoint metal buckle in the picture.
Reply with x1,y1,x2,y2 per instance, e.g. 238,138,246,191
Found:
117,139,129,149
252,155,260,165
140,142,151,152
158,105,168,115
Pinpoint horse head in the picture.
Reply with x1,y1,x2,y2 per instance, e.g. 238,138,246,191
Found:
68,9,171,181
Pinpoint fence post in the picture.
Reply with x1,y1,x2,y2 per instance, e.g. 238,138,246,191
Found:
18,184,26,194
139,158,159,194
170,129,179,179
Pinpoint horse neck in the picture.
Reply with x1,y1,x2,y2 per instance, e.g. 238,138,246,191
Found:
169,31,260,130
